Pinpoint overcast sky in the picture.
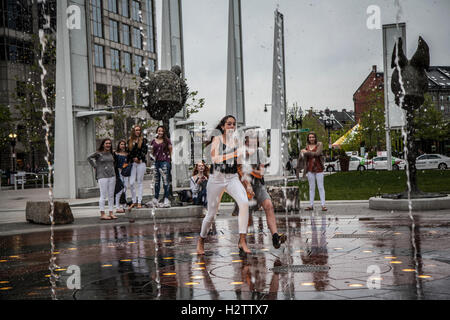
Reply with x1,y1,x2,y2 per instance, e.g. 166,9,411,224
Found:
154,0,450,128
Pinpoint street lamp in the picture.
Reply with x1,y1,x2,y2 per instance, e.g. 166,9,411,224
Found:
291,106,303,155
320,108,336,159
8,132,17,173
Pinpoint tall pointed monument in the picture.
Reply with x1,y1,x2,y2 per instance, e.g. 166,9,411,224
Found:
226,0,245,127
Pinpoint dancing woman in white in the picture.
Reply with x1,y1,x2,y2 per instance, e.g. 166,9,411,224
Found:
197,115,251,256
298,132,327,211
128,125,148,209
87,138,118,220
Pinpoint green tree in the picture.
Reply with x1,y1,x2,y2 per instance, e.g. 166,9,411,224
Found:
185,91,205,119
359,91,386,152
0,105,13,150
413,93,447,142
10,34,56,168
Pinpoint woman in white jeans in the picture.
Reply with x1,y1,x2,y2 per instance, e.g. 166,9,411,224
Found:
128,125,148,209
87,138,118,220
197,115,252,256
298,132,327,211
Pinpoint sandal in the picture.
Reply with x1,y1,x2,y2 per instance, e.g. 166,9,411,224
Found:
100,215,112,220
109,214,118,219
137,204,142,209
305,206,314,211
321,206,328,211
116,209,125,214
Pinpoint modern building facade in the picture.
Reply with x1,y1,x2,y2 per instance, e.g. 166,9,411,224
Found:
0,0,158,171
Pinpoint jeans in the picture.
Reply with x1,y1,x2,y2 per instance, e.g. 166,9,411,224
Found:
155,161,171,200
200,172,249,238
98,176,116,212
130,162,146,204
193,187,207,208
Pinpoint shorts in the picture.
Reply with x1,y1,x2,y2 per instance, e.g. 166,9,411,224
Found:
251,178,271,209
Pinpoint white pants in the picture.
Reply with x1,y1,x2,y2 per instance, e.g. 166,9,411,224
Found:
129,162,146,204
98,176,116,212
307,172,325,207
115,172,129,209
200,172,249,238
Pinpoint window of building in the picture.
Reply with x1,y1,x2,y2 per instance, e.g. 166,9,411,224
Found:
4,0,33,33
123,52,132,73
95,83,109,105
121,0,129,17
122,24,130,45
134,55,143,75
146,0,155,52
109,19,119,42
112,86,123,106
132,0,141,21
94,44,104,67
92,0,103,38
111,48,120,71
108,0,118,13
16,81,26,98
125,89,135,105
132,27,142,49
148,58,156,72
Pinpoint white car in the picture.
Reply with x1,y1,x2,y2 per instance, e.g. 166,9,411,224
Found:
372,156,406,170
416,154,450,170
324,156,372,172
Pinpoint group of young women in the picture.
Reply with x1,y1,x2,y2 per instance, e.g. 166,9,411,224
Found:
88,114,327,256
87,125,173,220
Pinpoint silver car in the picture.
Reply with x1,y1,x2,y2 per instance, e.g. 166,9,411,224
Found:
416,154,450,170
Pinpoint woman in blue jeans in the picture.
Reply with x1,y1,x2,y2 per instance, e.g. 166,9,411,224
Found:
151,126,172,207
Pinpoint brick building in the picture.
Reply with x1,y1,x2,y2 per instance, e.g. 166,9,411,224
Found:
353,65,384,122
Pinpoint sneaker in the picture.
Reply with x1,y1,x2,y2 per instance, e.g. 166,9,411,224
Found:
163,198,171,208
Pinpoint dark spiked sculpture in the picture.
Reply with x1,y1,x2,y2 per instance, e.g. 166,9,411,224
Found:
384,37,445,199
138,65,188,134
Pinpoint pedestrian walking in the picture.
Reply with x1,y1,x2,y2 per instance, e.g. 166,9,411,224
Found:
87,138,118,220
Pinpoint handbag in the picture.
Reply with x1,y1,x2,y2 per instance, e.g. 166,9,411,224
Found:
121,163,132,177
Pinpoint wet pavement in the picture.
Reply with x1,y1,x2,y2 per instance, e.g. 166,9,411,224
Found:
1,208,450,300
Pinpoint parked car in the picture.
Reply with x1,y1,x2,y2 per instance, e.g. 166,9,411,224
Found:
324,156,373,172
416,154,450,170
372,156,406,170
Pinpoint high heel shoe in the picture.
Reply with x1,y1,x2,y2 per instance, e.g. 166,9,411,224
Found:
238,241,250,257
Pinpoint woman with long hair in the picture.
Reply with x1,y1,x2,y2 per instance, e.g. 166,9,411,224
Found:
87,138,118,220
190,160,209,207
150,125,173,207
298,132,327,211
128,125,148,209
196,115,251,256
114,139,130,213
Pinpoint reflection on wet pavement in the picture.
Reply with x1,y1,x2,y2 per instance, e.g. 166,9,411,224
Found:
1,211,450,300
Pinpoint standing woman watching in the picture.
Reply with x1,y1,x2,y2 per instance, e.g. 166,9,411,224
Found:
114,140,131,213
128,125,148,209
87,138,117,220
196,115,251,256
150,126,173,208
298,132,327,211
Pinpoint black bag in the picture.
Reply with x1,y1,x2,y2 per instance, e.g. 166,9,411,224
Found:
121,163,132,177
